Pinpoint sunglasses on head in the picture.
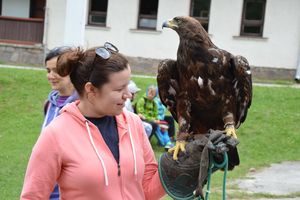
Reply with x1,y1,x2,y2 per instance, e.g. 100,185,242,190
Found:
95,42,119,60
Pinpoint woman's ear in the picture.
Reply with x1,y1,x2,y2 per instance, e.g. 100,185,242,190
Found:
85,82,95,93
85,82,97,102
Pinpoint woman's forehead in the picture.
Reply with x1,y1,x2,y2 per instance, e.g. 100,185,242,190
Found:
46,57,58,68
108,68,131,86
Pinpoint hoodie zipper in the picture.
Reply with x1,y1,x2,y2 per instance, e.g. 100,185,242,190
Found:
118,143,125,199
117,162,121,176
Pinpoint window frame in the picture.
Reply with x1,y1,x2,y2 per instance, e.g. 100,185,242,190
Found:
240,0,266,37
189,0,211,32
137,0,158,30
87,0,108,26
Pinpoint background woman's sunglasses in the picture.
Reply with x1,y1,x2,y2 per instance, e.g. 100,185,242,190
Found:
95,42,119,60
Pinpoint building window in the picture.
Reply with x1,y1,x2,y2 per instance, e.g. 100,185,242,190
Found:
240,0,266,37
88,0,108,26
190,0,211,32
30,0,46,19
138,0,158,30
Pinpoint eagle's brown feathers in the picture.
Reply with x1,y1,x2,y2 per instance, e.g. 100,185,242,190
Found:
158,16,252,165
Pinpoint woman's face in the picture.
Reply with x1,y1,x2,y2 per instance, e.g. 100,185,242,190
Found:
46,57,73,94
89,67,132,116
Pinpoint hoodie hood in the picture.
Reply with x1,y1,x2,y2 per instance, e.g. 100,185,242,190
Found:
48,90,78,107
60,100,87,122
42,90,78,129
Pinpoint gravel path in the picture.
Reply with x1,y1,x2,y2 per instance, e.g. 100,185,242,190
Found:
235,161,300,199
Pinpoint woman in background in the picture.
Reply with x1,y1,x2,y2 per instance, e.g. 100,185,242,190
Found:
43,46,78,200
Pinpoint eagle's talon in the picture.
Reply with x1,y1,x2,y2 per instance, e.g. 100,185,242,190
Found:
225,125,237,139
168,141,187,160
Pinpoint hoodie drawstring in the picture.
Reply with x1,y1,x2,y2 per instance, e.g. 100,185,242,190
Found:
85,121,109,186
127,124,137,176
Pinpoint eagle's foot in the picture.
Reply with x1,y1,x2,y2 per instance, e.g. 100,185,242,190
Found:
168,140,187,160
225,124,237,139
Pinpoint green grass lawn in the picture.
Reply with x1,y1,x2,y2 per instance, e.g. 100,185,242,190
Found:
1,67,300,199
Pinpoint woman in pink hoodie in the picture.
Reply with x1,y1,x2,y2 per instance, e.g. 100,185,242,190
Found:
21,42,166,200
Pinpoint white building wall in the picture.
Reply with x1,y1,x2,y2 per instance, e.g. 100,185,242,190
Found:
210,0,300,69
262,0,300,69
46,0,300,70
2,0,30,18
84,0,190,59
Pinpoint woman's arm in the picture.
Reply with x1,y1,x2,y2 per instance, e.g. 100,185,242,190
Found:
141,126,166,199
21,128,62,200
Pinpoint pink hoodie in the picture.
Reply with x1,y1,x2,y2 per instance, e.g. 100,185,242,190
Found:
21,101,166,200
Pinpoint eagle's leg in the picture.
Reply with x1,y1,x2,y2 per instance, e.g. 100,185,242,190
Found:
168,125,189,160
168,140,187,160
223,113,237,139
168,97,191,160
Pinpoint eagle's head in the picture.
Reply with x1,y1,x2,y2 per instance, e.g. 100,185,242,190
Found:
162,16,209,40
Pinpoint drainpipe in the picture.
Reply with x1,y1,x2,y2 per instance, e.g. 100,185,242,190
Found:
295,51,300,82
42,6,49,65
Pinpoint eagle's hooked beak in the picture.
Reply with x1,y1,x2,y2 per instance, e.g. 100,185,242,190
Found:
162,19,178,29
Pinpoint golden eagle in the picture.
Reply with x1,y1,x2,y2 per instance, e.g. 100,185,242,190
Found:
157,16,252,161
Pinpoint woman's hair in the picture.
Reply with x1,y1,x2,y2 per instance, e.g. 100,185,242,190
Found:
45,46,73,63
56,46,129,96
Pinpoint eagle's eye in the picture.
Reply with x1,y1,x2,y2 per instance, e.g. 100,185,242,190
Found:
174,17,181,23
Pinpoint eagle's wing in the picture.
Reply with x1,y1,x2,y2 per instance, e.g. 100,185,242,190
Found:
157,59,179,122
230,55,252,128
